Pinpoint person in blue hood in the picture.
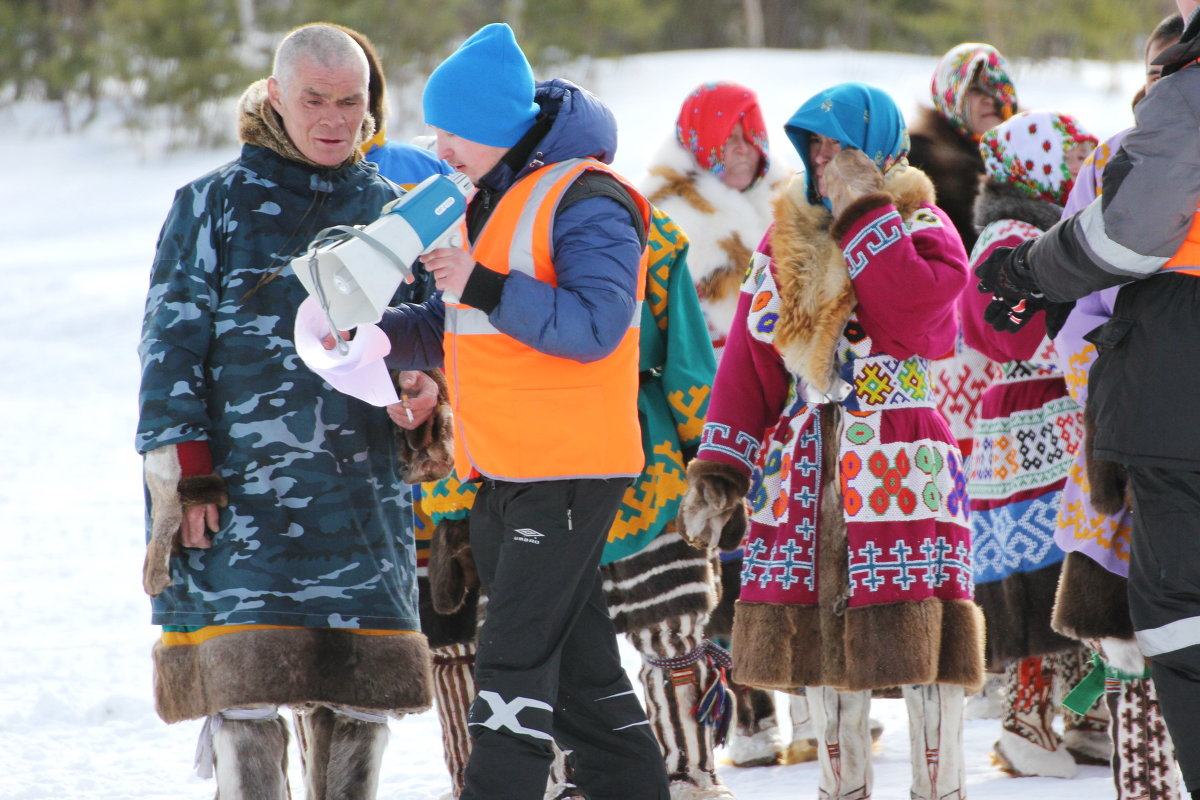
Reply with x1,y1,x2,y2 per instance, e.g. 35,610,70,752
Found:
374,22,670,800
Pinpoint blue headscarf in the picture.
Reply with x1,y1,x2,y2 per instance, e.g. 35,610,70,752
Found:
785,82,910,208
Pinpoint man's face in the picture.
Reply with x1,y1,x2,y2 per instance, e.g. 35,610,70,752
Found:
268,57,367,167
433,128,509,184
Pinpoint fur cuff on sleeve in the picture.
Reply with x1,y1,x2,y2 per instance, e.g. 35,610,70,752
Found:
395,369,455,484
178,475,229,509
680,460,751,550
830,192,894,243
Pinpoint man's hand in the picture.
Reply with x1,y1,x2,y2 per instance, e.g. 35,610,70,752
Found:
824,148,884,218
387,370,439,429
420,247,475,298
181,503,220,549
320,329,353,351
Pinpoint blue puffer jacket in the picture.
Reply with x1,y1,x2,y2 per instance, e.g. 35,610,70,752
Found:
380,78,643,370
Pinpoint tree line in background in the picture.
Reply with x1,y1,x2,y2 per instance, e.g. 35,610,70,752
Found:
1,0,1173,147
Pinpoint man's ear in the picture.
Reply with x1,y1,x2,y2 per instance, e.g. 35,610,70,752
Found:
267,76,283,115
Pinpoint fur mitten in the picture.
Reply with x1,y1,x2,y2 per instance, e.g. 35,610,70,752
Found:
142,444,229,597
680,460,750,551
824,149,884,219
429,518,478,615
394,369,454,484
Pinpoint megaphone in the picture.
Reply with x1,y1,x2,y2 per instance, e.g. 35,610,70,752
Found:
292,171,473,340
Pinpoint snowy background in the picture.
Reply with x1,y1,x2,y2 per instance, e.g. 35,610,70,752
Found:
0,47,1160,798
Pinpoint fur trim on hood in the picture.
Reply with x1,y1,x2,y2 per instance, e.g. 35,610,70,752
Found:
974,179,1063,233
769,165,936,395
237,78,375,169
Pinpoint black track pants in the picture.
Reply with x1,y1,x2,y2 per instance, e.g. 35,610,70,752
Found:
459,478,670,800
1126,466,1200,792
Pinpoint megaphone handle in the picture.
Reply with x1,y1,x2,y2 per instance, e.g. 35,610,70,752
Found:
308,253,351,356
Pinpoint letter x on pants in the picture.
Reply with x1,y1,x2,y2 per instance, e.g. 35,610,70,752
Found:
460,478,669,800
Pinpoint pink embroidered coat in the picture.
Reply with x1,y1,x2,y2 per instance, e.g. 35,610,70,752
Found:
696,169,984,692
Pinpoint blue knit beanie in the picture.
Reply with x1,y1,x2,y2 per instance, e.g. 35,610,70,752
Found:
422,23,540,148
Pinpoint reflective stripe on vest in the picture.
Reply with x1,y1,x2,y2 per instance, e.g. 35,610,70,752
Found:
445,158,651,481
1162,206,1200,277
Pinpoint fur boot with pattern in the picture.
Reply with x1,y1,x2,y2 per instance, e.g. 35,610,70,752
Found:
293,704,390,800
993,656,1078,779
212,713,290,800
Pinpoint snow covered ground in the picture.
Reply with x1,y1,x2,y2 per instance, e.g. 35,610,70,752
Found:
0,46,1162,798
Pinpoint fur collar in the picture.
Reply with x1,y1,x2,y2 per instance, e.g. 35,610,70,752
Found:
770,166,936,395
237,78,374,170
974,180,1063,233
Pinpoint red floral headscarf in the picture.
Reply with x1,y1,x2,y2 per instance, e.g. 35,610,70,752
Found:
980,110,1097,206
675,81,770,184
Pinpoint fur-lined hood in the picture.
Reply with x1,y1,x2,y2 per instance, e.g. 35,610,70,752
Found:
236,78,375,170
974,179,1063,234
769,165,937,396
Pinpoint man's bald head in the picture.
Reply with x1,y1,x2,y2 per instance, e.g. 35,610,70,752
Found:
273,24,368,92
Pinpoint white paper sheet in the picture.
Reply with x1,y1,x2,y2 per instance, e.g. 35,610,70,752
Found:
293,296,400,407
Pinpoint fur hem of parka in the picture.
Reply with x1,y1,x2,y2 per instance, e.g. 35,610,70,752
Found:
153,628,432,723
974,563,1076,668
731,597,984,692
1052,550,1134,642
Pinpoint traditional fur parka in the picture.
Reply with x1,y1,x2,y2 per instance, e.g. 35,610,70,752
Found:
907,106,986,254
696,164,984,693
640,136,790,353
139,79,432,723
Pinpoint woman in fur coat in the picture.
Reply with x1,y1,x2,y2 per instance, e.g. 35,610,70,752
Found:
1051,16,1185,799
959,110,1100,779
640,81,802,770
681,82,983,800
915,43,1019,720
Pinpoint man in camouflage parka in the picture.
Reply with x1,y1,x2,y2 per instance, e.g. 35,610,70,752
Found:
136,24,434,800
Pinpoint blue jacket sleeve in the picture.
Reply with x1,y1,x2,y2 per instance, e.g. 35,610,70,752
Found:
379,295,447,370
486,194,642,362
136,185,219,454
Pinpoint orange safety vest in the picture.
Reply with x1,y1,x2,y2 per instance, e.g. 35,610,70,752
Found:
444,158,651,481
1162,206,1200,277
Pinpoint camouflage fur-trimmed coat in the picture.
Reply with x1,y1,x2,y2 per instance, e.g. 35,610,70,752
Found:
136,80,430,722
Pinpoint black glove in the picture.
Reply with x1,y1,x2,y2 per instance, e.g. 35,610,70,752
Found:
982,295,1045,333
974,239,1041,303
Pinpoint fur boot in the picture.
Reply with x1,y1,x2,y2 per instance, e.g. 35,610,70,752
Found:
786,692,818,764
211,711,290,800
1108,678,1182,800
293,704,390,800
808,686,872,800
632,613,736,798
727,684,784,768
1055,648,1113,766
993,657,1077,779
431,642,477,798
904,683,966,800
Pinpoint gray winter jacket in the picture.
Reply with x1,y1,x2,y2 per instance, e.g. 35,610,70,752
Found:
1022,15,1200,470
